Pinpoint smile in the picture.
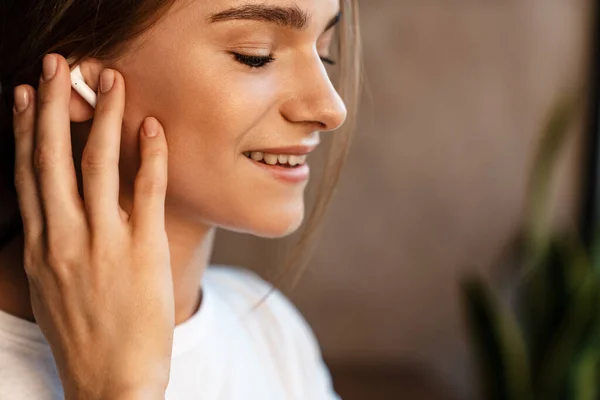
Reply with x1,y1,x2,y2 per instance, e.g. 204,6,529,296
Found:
243,151,310,184
243,151,307,168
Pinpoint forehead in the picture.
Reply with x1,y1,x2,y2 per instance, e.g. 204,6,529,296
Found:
117,0,340,62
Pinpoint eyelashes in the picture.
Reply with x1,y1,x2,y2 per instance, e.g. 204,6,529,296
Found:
233,53,275,68
231,52,337,69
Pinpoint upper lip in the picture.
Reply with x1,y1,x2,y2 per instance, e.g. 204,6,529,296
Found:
245,143,319,156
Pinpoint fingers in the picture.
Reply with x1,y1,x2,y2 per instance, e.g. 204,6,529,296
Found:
18,53,167,241
81,68,124,228
35,54,83,225
12,85,43,240
130,117,168,236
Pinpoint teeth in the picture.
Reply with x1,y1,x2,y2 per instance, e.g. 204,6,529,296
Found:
263,153,278,165
244,151,307,166
296,155,307,164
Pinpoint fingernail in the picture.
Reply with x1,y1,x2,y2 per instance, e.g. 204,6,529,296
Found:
42,54,57,81
100,69,115,94
13,86,30,113
143,117,159,137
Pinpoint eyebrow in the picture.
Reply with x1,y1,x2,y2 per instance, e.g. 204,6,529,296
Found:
207,4,342,32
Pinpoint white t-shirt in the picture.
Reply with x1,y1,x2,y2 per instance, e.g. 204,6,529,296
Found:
0,265,340,400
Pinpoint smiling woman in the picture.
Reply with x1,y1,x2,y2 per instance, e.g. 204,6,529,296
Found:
0,0,360,399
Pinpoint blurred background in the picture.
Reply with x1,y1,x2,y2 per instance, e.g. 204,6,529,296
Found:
212,1,595,399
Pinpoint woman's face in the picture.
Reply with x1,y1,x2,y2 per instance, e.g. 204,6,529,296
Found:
109,0,346,238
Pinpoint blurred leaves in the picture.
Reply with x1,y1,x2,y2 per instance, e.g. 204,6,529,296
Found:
460,93,600,400
461,277,533,400
525,94,580,272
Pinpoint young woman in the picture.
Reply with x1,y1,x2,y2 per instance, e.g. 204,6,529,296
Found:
0,0,361,398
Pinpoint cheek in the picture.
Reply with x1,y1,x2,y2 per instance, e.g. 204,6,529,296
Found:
163,71,277,176
162,64,279,152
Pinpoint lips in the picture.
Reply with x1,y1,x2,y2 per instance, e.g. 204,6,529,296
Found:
241,142,318,183
242,143,318,167
243,151,307,168
245,156,310,184
244,144,318,155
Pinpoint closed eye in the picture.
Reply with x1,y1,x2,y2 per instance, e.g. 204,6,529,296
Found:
232,53,275,68
231,52,337,69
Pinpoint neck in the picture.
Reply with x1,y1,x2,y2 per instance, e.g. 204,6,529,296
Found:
164,209,216,324
0,211,216,326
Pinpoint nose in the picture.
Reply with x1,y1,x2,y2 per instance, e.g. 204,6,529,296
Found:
279,54,347,132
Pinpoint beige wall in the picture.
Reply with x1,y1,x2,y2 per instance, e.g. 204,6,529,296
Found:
212,1,591,397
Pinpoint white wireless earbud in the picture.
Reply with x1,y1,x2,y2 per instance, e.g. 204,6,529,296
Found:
70,64,97,109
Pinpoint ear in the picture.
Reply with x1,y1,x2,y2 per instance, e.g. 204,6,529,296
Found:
69,59,105,122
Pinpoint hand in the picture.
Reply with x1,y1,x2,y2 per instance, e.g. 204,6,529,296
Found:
11,53,174,399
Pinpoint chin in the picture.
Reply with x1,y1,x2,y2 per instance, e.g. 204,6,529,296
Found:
231,200,306,239
253,217,304,239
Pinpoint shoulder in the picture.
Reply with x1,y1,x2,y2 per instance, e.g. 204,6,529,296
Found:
204,265,340,399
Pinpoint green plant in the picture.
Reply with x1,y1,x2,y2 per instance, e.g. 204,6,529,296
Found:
461,94,600,400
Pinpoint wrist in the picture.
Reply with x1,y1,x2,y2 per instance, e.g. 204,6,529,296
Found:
59,359,170,400
64,380,167,400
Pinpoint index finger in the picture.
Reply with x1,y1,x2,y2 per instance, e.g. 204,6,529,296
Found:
35,54,84,226
12,85,43,240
